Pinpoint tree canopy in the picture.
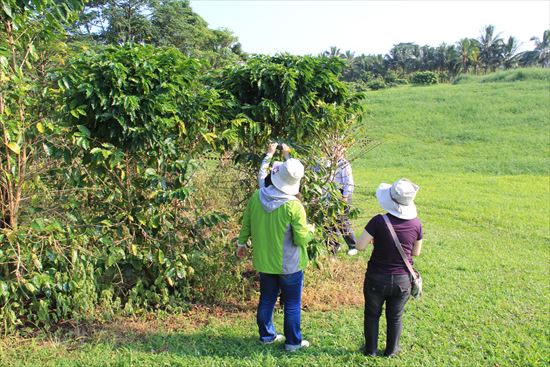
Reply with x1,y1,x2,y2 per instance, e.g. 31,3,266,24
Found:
70,0,244,67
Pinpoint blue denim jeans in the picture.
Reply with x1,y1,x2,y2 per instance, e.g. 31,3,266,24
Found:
363,271,411,356
257,271,304,346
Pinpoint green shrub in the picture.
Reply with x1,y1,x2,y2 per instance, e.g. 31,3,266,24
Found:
411,71,439,85
216,54,364,151
367,78,387,90
19,43,243,327
382,70,408,86
0,48,373,334
347,81,370,93
0,228,98,333
214,54,367,259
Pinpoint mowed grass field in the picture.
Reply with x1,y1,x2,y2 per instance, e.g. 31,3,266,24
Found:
2,69,549,366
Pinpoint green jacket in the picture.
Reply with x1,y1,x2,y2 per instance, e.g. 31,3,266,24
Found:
238,187,314,274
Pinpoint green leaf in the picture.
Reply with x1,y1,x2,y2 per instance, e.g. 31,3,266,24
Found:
36,122,45,133
31,219,45,230
0,281,7,297
77,125,91,137
176,268,186,279
157,249,165,264
106,254,116,267
2,3,12,19
100,219,112,226
144,168,156,176
7,142,20,154
24,282,36,294
135,212,147,225
33,256,43,271
166,276,174,287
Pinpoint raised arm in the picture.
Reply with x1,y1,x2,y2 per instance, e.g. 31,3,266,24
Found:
281,143,292,160
258,143,278,188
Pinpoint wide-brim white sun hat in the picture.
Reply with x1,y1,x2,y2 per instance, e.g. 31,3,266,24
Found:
271,158,304,196
375,178,419,220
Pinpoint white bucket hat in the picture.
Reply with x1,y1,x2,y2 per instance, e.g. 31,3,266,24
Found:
271,158,304,196
375,178,419,220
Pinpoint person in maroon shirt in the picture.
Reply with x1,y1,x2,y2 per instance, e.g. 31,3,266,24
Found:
356,178,423,357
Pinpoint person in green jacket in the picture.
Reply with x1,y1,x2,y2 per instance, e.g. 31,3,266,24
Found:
237,158,315,352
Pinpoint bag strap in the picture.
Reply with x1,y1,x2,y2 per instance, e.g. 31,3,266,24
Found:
382,214,418,281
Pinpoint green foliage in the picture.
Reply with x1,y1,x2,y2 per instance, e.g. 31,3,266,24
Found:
1,44,371,333
325,25,548,87
215,54,366,258
1,42,244,334
217,54,360,156
0,0,91,334
56,43,240,315
367,78,387,90
71,0,244,68
346,81,370,93
0,0,85,229
518,29,550,67
411,71,438,85
151,0,243,68
0,227,98,331
217,54,364,154
62,43,225,152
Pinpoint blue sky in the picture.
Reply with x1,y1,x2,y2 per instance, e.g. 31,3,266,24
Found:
189,0,550,55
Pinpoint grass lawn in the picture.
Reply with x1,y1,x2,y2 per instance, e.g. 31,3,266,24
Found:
1,70,549,366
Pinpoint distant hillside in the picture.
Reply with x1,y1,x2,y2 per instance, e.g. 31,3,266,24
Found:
453,67,550,84
354,68,549,177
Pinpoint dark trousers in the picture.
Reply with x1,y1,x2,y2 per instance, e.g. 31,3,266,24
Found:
363,272,411,356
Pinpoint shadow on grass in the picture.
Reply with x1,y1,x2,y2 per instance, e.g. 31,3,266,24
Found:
113,331,352,359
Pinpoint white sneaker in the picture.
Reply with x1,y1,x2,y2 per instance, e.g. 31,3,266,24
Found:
285,340,310,352
262,334,285,344
347,248,358,256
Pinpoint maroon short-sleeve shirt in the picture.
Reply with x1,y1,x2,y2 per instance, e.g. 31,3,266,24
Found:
365,213,423,275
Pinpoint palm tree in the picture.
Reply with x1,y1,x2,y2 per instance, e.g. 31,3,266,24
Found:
522,30,550,67
457,38,480,73
501,36,521,69
323,46,342,58
419,45,437,71
478,25,504,72
342,50,355,62
470,48,481,74
434,43,461,80
358,54,387,80
341,50,360,82
385,42,420,76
